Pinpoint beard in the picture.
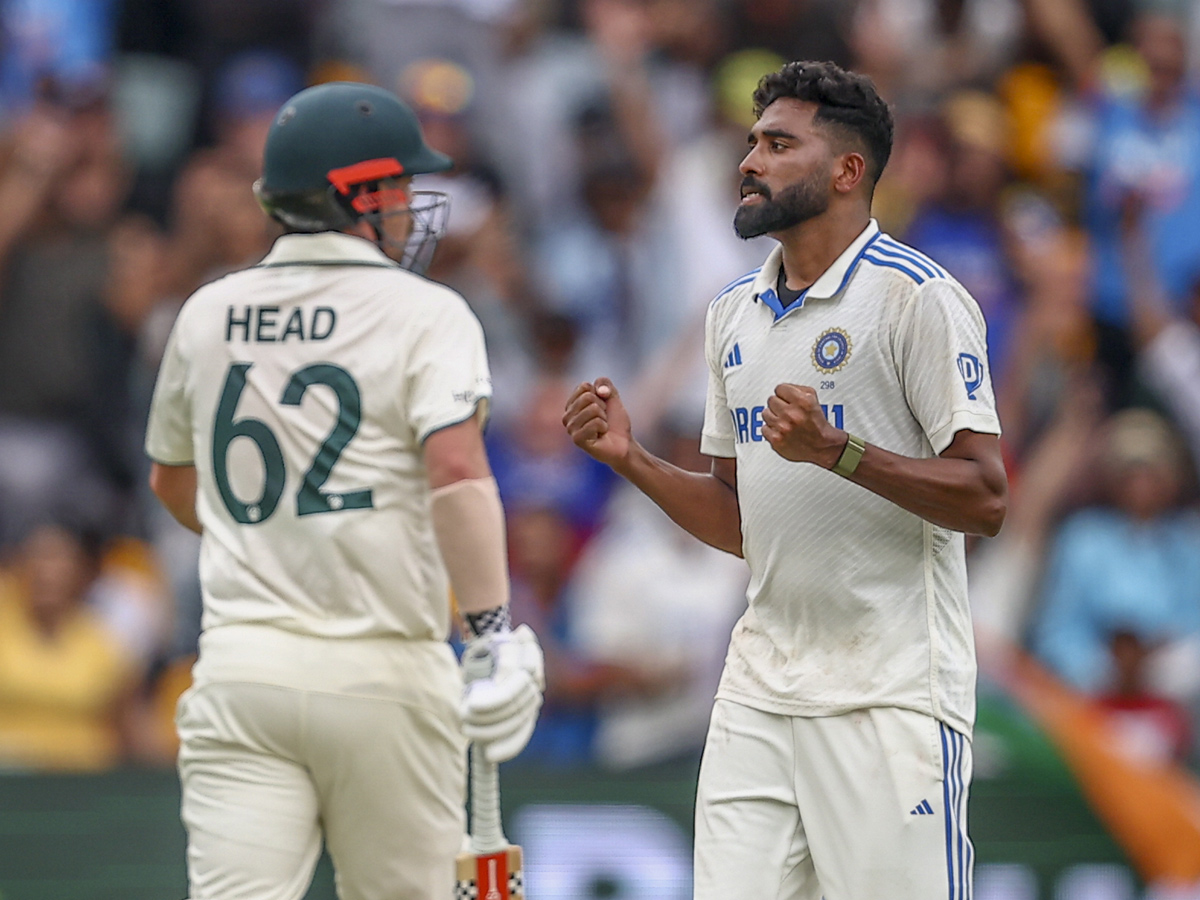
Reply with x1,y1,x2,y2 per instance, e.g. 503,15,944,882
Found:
733,170,830,239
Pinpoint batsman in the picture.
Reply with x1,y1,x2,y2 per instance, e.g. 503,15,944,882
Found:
145,81,544,900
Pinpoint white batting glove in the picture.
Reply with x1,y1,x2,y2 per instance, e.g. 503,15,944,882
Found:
460,624,545,764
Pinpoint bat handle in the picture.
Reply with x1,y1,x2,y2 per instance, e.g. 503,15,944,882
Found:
462,639,508,854
471,744,507,853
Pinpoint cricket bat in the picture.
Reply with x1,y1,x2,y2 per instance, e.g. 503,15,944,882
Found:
455,643,525,900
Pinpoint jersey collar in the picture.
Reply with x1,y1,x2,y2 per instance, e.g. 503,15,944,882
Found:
752,219,880,321
257,232,401,268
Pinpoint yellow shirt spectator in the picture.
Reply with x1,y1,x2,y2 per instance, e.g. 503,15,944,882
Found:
0,525,135,771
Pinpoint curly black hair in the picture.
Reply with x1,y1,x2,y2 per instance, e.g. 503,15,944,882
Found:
753,60,894,185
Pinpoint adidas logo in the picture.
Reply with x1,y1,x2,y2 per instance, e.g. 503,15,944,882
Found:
724,343,744,369
910,799,935,816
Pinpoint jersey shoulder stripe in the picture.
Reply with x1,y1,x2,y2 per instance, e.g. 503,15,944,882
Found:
875,237,949,278
861,252,927,285
711,268,762,306
869,242,941,279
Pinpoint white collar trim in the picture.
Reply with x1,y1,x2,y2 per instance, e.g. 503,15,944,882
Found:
259,232,400,267
751,219,880,304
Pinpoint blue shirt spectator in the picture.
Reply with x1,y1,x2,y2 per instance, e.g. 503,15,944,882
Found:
1083,87,1200,326
1032,507,1200,691
1031,409,1200,692
0,0,116,117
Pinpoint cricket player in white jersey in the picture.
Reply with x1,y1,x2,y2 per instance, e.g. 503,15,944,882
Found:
145,82,544,900
564,61,1008,900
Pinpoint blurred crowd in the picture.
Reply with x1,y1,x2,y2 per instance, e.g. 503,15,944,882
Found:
1,0,1199,777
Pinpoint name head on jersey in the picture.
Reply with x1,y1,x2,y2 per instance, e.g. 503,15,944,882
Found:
226,305,336,343
812,328,852,373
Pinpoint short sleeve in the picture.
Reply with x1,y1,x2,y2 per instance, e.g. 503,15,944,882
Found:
700,300,736,458
894,279,1001,455
144,310,195,465
407,294,493,442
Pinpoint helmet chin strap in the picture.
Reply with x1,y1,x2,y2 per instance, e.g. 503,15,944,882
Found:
368,219,386,247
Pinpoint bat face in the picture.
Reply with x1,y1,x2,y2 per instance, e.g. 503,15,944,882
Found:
455,845,524,900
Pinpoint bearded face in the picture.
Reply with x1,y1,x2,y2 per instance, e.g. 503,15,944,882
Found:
733,166,831,239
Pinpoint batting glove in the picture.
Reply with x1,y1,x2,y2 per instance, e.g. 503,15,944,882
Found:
460,624,545,764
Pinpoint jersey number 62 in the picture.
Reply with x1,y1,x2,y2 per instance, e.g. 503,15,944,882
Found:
212,362,374,525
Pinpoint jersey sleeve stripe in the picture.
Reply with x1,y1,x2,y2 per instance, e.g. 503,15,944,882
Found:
869,241,942,279
417,398,490,444
877,238,949,278
862,253,927,284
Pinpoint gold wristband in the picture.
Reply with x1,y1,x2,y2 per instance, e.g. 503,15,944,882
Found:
831,433,866,477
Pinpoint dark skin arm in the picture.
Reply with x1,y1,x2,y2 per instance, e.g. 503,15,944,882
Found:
761,383,1008,536
563,379,743,556
565,377,1007,544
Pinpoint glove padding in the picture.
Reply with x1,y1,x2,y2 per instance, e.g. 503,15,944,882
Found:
460,624,545,763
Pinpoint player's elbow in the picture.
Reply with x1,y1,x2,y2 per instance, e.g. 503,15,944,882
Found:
979,498,1007,537
973,485,1008,538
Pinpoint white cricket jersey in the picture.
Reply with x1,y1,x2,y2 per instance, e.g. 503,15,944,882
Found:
145,232,492,641
701,220,1000,733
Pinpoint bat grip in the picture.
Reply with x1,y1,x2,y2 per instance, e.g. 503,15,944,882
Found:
471,744,507,853
463,638,508,854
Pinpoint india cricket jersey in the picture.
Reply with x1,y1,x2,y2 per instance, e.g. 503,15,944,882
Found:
145,232,492,641
700,220,1000,733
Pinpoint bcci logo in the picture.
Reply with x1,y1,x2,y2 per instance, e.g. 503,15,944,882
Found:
812,328,852,372
957,353,983,399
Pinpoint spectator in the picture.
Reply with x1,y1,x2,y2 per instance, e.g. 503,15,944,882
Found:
532,101,697,384
487,0,708,236
1029,0,1200,381
997,226,1098,457
903,90,1023,387
159,53,290,300
1030,408,1200,699
1124,191,1200,470
850,0,1025,105
969,371,1103,652
0,96,132,545
486,371,617,535
207,49,304,175
507,501,653,766
1095,629,1192,766
0,521,149,770
569,417,748,769
0,0,118,123
399,55,539,391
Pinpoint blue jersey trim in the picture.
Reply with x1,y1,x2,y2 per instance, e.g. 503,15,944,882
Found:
869,242,941,279
763,234,881,322
862,253,927,284
877,238,948,278
710,268,762,306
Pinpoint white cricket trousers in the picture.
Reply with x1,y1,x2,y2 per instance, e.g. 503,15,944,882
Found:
175,624,466,900
694,699,973,900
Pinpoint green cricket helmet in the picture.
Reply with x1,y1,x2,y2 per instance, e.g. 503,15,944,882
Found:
253,81,453,272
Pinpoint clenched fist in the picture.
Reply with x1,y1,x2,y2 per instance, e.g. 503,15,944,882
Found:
562,377,633,469
760,383,847,467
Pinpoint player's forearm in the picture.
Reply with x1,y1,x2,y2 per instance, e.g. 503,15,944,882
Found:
429,476,511,619
843,442,1008,537
613,442,743,556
